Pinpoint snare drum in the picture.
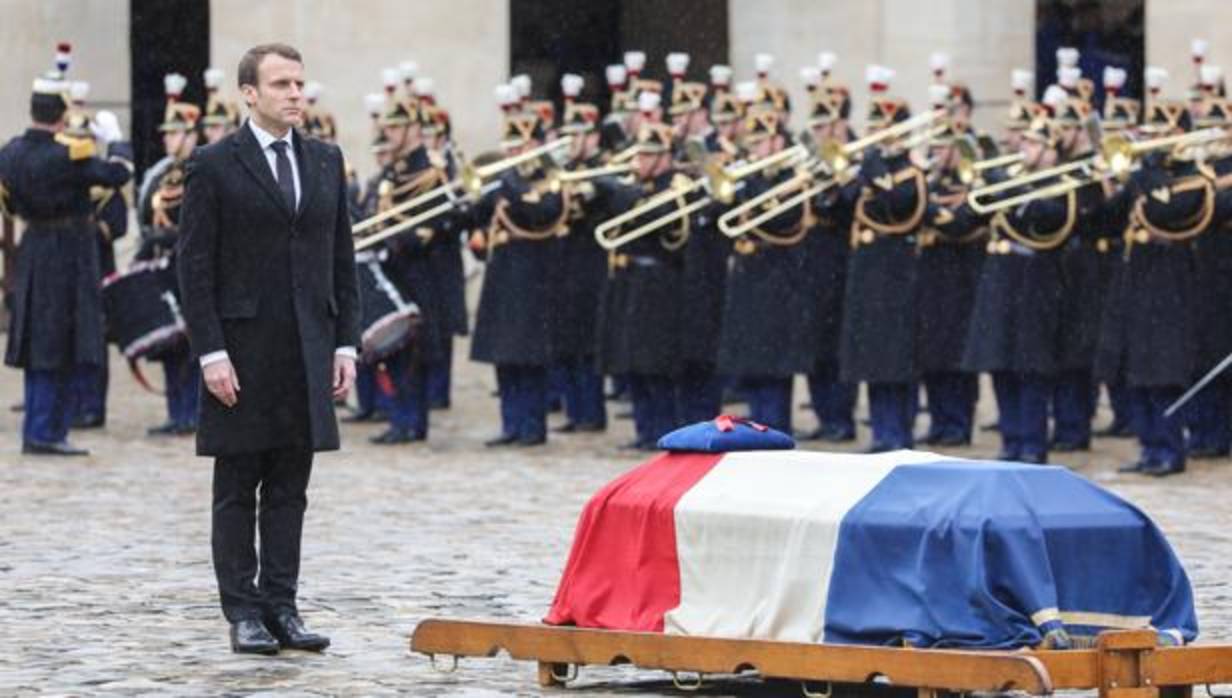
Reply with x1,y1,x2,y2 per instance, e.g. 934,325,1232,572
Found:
101,257,187,360
356,250,421,361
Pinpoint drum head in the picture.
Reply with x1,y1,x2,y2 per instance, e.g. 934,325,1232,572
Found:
361,311,420,362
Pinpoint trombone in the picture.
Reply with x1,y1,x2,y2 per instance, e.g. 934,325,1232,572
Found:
351,137,572,237
968,128,1227,214
594,145,808,250
551,162,633,184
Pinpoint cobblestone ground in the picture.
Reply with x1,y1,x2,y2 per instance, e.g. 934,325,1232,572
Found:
1,332,1231,696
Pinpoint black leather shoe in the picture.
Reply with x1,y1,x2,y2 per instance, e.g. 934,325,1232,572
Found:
995,450,1021,462
517,435,547,447
934,434,972,447
147,421,180,436
1050,440,1089,453
429,399,450,410
795,427,826,441
1019,452,1048,465
553,422,579,433
370,427,419,444
863,442,892,454
484,434,518,447
230,618,280,655
71,413,105,429
980,421,1000,433
1117,460,1149,473
1143,461,1186,477
22,440,89,456
341,410,380,424
265,613,330,652
820,426,857,443
918,432,943,446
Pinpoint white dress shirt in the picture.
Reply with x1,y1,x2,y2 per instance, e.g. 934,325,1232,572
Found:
199,119,356,367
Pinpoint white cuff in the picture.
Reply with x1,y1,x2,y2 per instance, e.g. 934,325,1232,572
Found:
199,350,230,367
335,346,358,360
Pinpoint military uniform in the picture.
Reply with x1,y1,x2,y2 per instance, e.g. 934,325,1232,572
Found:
469,111,567,446
1,67,131,453
596,123,696,449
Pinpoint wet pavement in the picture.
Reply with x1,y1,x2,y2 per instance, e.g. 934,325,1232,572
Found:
2,332,1231,696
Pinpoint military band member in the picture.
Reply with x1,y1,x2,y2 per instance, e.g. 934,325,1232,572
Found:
202,67,241,146
368,93,456,443
1,57,132,455
962,100,1079,464
837,67,927,452
139,74,197,227
916,93,984,447
800,78,858,442
469,108,567,446
597,122,696,449
670,62,728,424
1098,87,1232,476
549,75,610,433
716,108,814,433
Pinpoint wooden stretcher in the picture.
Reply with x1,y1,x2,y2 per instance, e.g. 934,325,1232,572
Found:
411,619,1232,698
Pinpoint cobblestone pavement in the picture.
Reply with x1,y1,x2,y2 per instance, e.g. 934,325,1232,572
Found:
1,334,1231,696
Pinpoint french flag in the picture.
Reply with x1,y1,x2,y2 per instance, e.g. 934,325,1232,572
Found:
544,423,1197,649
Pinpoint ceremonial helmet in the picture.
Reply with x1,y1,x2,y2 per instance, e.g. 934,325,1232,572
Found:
31,43,73,123
202,67,240,128
159,73,200,132
559,74,599,135
1101,67,1140,131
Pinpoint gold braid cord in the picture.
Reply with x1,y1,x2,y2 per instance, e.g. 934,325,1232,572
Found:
990,183,1077,252
744,194,814,247
488,185,573,246
853,167,928,238
379,167,445,222
1128,175,1214,245
661,187,692,252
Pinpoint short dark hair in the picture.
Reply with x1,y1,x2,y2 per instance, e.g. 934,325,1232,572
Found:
237,43,302,89
30,94,67,125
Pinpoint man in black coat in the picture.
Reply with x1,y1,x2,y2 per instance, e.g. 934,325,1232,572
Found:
1,65,132,455
178,44,359,655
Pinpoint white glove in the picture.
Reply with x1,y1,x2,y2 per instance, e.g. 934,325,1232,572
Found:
90,110,123,144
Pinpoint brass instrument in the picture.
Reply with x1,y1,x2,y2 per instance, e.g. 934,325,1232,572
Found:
593,146,808,251
818,109,945,176
551,162,634,184
968,128,1227,214
351,137,572,237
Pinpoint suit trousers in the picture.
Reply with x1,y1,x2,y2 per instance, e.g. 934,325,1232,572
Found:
24,368,72,444
212,448,313,623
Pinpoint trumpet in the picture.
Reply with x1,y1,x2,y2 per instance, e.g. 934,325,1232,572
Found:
968,128,1227,214
594,146,808,251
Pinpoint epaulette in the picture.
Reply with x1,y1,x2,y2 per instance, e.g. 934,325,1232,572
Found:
670,172,693,190
55,133,97,161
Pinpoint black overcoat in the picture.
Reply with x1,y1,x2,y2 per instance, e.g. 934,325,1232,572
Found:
1,131,131,370
178,125,360,456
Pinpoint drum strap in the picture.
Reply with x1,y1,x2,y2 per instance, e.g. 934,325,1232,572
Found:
127,358,164,396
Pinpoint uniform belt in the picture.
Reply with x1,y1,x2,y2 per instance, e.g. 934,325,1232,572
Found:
985,238,1035,257
608,253,662,273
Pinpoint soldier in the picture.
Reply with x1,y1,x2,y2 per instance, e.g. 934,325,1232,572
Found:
140,91,205,437
1184,79,1232,459
549,74,610,433
670,58,728,425
138,74,197,227
201,67,240,146
1048,55,1109,454
1097,77,1232,476
963,92,1083,464
469,105,567,446
596,121,696,449
0,54,132,455
837,66,928,452
368,90,458,444
716,107,815,433
64,82,131,430
915,85,985,447
800,64,858,442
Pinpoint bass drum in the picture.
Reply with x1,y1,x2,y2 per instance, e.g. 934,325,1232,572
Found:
357,249,421,362
101,257,187,360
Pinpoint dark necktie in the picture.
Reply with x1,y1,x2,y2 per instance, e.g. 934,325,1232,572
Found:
270,140,297,213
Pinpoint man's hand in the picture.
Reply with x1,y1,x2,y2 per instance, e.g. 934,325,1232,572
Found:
204,358,241,407
332,355,357,400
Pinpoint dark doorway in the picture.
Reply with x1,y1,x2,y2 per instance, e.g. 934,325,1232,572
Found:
510,0,728,120
130,0,211,182
1036,0,1144,110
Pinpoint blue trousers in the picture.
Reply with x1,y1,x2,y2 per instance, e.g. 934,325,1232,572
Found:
868,382,915,450
558,356,607,427
807,361,857,436
993,372,1051,460
355,361,378,415
70,358,108,420
676,361,722,426
386,350,429,437
629,374,677,446
428,336,453,407
1135,386,1186,468
1106,381,1134,429
162,348,201,428
24,368,73,444
1185,380,1230,454
922,371,977,443
741,375,794,434
495,364,548,440
1052,368,1095,446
